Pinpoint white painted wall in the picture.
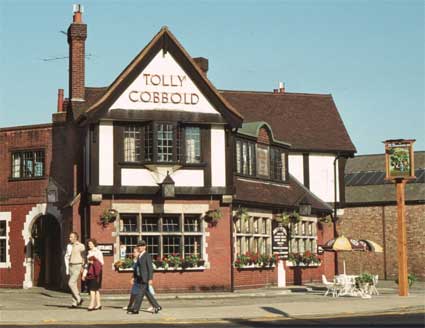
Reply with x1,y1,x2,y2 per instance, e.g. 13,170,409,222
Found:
121,168,158,186
288,154,304,183
309,154,339,203
210,126,226,187
172,169,204,187
99,122,114,186
109,49,218,114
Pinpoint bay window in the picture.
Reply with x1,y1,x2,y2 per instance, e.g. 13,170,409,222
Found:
122,123,202,165
119,213,203,260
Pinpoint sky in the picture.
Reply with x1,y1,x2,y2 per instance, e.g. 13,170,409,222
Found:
0,0,424,155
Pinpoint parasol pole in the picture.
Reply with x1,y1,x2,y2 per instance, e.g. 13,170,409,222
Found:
343,260,346,275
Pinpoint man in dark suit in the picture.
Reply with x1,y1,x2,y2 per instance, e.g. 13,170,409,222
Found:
128,240,161,314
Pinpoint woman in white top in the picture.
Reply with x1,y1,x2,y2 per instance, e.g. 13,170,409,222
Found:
82,238,104,311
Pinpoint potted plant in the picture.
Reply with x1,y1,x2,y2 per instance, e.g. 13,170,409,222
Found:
100,208,118,226
395,273,417,288
276,211,301,227
203,208,222,225
355,272,374,292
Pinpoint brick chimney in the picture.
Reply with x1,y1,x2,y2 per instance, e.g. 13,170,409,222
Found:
67,4,87,102
193,57,208,76
273,81,285,94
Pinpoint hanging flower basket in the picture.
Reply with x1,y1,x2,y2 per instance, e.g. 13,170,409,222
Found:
275,211,301,227
203,208,222,225
234,206,249,222
100,209,118,226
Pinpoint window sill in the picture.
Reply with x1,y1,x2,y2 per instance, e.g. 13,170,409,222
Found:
234,264,276,270
117,266,206,272
235,175,289,185
0,262,12,269
286,261,321,268
8,176,46,182
119,162,207,168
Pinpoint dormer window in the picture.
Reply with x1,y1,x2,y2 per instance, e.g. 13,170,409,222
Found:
122,122,202,165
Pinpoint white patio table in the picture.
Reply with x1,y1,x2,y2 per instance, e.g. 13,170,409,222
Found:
335,274,372,298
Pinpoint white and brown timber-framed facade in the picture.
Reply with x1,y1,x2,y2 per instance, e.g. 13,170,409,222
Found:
0,5,356,291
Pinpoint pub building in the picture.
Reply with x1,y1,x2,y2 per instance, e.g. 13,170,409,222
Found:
0,5,356,291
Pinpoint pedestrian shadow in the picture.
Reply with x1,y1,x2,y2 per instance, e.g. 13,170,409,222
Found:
44,304,86,310
261,306,290,318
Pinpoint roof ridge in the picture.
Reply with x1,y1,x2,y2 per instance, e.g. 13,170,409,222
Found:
0,123,52,132
219,89,332,97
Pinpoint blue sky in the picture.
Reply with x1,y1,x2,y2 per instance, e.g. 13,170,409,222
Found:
0,0,424,155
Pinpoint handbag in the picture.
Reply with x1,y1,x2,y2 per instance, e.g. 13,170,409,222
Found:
148,285,155,295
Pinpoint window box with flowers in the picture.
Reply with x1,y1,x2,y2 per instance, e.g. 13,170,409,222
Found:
234,252,277,269
153,254,206,271
113,258,135,272
286,251,321,267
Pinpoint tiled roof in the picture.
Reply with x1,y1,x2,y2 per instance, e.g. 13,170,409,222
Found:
221,90,356,153
234,175,333,213
345,151,425,203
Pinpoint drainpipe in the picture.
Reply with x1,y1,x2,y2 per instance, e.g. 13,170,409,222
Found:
333,154,341,275
230,202,235,292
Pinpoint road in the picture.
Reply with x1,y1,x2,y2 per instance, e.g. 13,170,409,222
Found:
0,312,424,328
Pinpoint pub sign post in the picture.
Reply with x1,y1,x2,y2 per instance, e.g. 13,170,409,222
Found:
384,139,415,297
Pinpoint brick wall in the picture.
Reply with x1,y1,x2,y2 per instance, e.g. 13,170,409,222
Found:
0,125,52,205
86,198,233,292
338,204,425,281
257,127,270,145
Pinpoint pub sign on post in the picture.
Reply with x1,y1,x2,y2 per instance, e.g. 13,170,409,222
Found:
272,221,289,259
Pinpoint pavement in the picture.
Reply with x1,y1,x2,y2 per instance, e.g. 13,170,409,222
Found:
0,280,424,325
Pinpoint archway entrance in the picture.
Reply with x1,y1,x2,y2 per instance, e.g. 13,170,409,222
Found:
31,214,61,288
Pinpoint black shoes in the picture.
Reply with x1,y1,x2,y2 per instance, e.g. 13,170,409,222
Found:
154,306,162,314
127,310,139,314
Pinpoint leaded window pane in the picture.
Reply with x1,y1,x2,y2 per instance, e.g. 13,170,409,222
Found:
144,236,159,258
0,221,5,237
281,152,286,180
163,216,180,232
120,214,138,232
248,143,255,176
236,141,241,174
0,239,5,262
242,143,248,174
163,236,181,256
12,153,21,178
185,127,201,163
23,152,34,177
157,124,173,162
124,126,141,162
256,145,269,177
142,216,159,232
34,151,44,177
184,216,200,232
144,124,153,161
119,235,138,258
184,236,201,257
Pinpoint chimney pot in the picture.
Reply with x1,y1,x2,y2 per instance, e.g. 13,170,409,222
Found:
57,89,64,112
73,4,84,23
275,81,285,94
193,57,209,76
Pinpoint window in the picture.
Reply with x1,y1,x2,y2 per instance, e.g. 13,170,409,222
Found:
124,126,142,162
123,123,202,164
157,123,174,162
235,139,256,177
289,218,317,254
118,213,203,260
185,127,201,163
11,150,45,179
0,220,6,263
256,145,269,178
0,213,10,267
234,214,271,256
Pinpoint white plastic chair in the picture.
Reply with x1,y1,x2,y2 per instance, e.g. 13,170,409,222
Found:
370,275,379,295
322,274,338,297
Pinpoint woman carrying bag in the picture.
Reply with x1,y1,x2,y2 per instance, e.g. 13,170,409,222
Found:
82,238,104,311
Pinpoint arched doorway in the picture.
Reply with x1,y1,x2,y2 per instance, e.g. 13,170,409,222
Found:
31,214,61,289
